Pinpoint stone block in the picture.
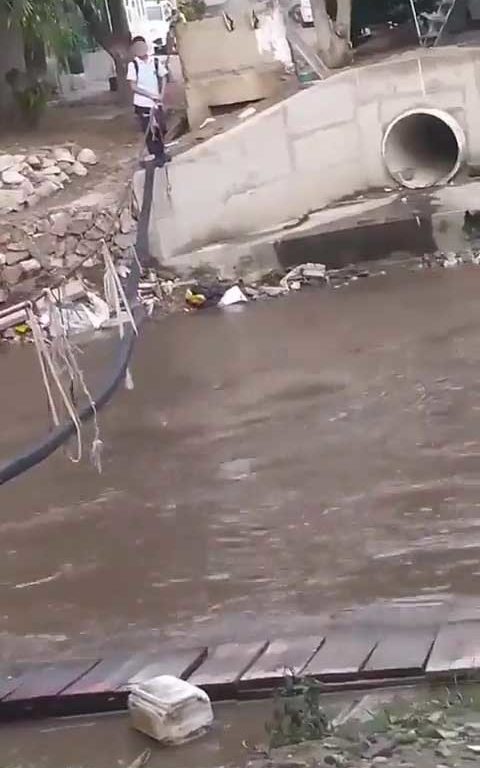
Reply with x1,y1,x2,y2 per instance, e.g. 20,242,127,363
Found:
3,265,22,285
421,53,474,93
356,100,389,188
21,257,41,275
286,76,356,136
379,90,465,126
292,121,360,174
357,58,424,104
239,107,292,186
5,250,29,266
50,211,71,237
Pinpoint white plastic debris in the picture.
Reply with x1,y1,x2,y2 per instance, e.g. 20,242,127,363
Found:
238,107,257,120
443,252,458,268
199,117,216,129
280,262,327,289
218,285,248,307
43,292,110,336
128,675,214,745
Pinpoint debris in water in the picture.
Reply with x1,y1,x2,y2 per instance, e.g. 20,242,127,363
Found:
280,262,328,289
442,252,459,268
127,749,151,768
238,107,257,120
14,570,63,589
218,285,248,306
199,117,216,129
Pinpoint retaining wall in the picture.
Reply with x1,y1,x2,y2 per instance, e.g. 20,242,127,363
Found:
142,46,480,270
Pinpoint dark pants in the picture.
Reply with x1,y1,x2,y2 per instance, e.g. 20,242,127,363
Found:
134,105,167,165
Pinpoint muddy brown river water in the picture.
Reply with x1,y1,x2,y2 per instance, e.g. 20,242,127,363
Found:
2,260,480,661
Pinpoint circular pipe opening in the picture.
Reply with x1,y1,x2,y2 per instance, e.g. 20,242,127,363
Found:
382,108,465,189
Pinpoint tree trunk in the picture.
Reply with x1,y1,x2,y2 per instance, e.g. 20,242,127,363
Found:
311,0,352,68
111,51,131,103
73,0,132,102
23,35,47,80
336,0,352,42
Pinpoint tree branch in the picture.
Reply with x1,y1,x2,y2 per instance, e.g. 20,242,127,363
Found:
72,0,109,49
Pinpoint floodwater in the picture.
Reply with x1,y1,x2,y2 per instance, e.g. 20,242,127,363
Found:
2,261,480,660
1,700,271,768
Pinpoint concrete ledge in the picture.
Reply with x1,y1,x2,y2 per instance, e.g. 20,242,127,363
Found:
3,605,480,722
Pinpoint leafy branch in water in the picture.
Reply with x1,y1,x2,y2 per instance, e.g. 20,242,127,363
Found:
265,673,330,749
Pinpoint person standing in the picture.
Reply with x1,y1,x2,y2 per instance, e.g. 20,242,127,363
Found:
127,36,169,167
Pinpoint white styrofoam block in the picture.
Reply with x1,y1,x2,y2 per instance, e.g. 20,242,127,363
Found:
128,675,214,745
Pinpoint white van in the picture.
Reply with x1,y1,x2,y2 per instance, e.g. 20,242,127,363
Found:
144,0,175,51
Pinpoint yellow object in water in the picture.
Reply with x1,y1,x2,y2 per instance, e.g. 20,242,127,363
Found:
185,288,206,307
14,323,31,335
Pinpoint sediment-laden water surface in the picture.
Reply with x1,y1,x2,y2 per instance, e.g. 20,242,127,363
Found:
2,261,480,659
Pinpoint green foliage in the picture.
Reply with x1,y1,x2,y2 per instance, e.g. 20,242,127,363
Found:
0,0,83,65
178,0,206,21
265,674,330,749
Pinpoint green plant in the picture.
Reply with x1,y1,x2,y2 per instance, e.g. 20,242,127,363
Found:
15,82,48,127
178,0,206,21
265,674,330,749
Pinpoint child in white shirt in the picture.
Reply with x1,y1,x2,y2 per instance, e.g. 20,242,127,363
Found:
127,37,169,167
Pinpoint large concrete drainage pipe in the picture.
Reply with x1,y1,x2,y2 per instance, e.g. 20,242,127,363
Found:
382,108,465,189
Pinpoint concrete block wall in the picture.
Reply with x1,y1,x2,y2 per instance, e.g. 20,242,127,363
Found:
145,47,480,266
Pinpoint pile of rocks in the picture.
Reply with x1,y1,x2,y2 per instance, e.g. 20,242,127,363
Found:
0,146,98,215
0,204,137,304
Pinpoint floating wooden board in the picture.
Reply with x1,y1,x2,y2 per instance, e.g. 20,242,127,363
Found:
60,655,144,697
189,642,269,694
427,621,480,676
364,629,435,677
241,636,324,686
302,631,378,680
125,648,207,686
62,647,206,697
2,660,99,701
0,663,43,700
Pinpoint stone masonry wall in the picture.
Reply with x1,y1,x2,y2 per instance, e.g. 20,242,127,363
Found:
0,205,136,306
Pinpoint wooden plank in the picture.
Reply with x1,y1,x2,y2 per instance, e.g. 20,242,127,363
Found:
241,637,324,686
63,648,207,697
302,630,378,681
189,642,269,693
125,648,207,687
0,663,43,700
427,620,480,676
364,629,435,677
3,660,99,701
61,655,146,696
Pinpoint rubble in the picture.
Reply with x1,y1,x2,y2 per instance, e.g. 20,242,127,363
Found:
0,145,99,215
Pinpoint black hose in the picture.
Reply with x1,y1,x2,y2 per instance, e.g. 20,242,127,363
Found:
0,163,156,486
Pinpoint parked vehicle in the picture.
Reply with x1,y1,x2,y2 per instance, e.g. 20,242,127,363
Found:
143,0,175,52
